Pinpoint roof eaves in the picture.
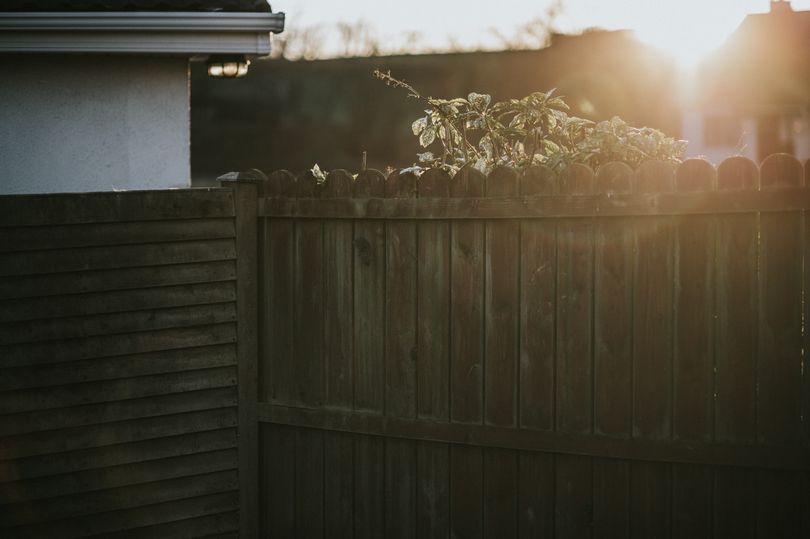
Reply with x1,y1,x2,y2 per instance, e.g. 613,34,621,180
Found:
0,11,285,55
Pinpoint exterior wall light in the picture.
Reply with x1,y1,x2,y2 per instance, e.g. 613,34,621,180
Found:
207,55,250,78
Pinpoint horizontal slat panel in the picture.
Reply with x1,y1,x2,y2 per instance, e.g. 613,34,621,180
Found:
1,344,236,391
0,470,239,527
0,323,237,368
259,187,810,219
0,282,236,324
0,449,237,504
259,404,810,471
5,491,238,539
0,239,236,278
1,428,237,483
0,260,236,301
0,219,235,253
1,387,237,437
0,367,237,414
0,189,234,227
1,408,237,460
98,510,239,539
0,303,237,344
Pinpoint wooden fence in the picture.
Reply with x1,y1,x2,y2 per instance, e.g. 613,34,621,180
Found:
0,187,248,538
255,155,810,538
1,156,808,538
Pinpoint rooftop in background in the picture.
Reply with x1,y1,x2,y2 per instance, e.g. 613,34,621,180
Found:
0,0,272,12
699,0,810,110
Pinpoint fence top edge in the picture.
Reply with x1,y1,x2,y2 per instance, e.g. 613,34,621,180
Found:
258,156,798,198
255,154,810,198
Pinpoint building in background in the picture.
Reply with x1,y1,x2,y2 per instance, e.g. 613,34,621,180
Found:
0,1,283,194
191,29,681,184
684,1,810,164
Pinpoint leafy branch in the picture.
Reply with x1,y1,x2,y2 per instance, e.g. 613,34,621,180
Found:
373,69,687,176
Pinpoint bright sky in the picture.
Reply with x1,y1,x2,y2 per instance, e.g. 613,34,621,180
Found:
272,0,810,65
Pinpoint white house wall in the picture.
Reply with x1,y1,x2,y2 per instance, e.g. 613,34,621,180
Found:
0,54,189,194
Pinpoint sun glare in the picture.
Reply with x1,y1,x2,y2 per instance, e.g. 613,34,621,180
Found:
626,6,747,68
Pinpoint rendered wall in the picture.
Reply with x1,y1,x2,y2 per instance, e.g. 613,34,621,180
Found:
0,54,189,194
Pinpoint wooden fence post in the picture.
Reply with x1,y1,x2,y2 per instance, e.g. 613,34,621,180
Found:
219,170,263,539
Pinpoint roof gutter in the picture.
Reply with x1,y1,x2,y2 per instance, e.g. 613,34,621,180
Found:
0,11,285,55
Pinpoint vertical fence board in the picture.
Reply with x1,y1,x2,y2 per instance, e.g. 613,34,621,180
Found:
592,456,629,539
555,454,592,539
758,154,803,446
714,467,756,539
260,424,295,537
294,173,325,408
630,161,675,539
323,171,355,409
757,470,802,539
517,167,557,537
385,438,416,539
354,433,385,538
592,162,634,539
264,173,296,405
353,170,386,413
715,157,759,444
483,447,517,539
518,166,556,432
555,164,595,435
295,427,324,537
714,157,759,536
757,154,804,538
221,177,261,539
630,462,672,539
450,167,486,424
483,167,520,428
632,160,675,439
672,464,712,539
416,441,450,539
417,169,451,421
518,451,555,538
482,168,520,537
386,170,418,419
324,431,354,538
672,159,715,538
554,164,595,539
673,159,716,442
450,444,483,539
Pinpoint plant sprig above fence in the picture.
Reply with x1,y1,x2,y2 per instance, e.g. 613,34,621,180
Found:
373,69,687,177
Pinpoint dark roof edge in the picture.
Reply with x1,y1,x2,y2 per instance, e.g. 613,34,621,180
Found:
0,1,273,13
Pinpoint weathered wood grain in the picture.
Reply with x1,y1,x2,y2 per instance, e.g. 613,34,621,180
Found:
0,189,234,227
0,260,236,301
385,170,419,419
592,162,634,539
484,166,520,428
353,170,386,413
0,239,236,277
0,218,235,253
323,170,355,409
671,159,715,538
1,428,237,483
449,166,486,424
3,408,237,461
417,169,451,422
518,165,556,432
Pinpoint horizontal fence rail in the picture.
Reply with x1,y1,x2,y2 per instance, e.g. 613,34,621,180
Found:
255,155,810,538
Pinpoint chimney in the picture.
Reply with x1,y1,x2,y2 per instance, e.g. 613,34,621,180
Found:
770,1,793,13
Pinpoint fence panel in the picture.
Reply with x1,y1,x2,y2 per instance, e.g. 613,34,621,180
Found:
256,155,810,538
0,188,244,538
